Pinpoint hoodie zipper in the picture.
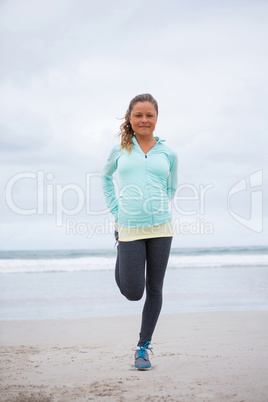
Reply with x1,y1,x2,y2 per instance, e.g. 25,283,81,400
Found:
144,153,154,226
134,137,160,227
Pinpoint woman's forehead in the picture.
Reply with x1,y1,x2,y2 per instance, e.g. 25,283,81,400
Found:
131,101,157,112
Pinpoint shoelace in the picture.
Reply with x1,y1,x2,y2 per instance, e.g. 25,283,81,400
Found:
137,341,153,358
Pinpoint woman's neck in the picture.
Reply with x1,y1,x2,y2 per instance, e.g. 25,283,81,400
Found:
135,134,157,154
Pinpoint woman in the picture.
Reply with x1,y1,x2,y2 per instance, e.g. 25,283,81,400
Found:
102,93,178,370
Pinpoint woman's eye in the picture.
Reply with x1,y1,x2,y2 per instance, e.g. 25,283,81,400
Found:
134,114,154,118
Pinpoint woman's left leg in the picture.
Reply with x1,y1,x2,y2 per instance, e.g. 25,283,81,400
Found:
138,236,172,346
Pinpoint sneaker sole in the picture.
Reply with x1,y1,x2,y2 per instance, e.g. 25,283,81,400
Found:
135,366,151,371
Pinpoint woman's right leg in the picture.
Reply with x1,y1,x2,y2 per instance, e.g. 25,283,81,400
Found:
115,240,146,301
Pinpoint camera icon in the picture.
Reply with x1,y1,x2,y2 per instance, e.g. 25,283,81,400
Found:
227,170,263,233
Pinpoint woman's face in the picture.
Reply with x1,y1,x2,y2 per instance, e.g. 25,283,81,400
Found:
129,101,158,137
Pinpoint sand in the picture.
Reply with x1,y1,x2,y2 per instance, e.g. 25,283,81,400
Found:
0,311,268,401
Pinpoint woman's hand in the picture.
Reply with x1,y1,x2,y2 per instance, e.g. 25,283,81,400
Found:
114,221,119,243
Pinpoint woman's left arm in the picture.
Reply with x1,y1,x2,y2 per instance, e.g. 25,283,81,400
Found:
167,150,178,200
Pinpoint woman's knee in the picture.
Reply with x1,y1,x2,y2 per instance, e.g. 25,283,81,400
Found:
121,287,144,301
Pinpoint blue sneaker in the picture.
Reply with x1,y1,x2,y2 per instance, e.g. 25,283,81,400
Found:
134,341,153,370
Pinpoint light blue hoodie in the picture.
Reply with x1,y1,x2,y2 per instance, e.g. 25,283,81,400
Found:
102,136,178,228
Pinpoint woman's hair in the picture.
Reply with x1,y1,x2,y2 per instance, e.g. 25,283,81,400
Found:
118,93,158,153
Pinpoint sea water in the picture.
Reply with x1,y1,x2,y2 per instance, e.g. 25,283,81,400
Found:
0,246,267,320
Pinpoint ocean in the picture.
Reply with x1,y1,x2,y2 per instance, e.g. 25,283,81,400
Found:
0,246,268,321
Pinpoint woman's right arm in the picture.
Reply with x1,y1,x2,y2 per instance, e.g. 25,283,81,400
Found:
102,145,121,221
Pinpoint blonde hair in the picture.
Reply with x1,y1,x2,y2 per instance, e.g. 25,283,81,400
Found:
118,93,158,153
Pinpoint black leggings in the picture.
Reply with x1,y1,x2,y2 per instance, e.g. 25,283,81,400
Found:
115,236,172,346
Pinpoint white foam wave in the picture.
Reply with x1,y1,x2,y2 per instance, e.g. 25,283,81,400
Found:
0,257,116,274
168,254,268,269
0,253,268,274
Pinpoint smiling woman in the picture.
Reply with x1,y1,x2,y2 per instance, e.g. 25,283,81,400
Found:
129,101,158,139
102,93,178,370
118,93,159,154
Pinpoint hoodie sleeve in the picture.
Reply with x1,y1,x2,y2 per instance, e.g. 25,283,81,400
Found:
102,145,121,220
167,150,178,200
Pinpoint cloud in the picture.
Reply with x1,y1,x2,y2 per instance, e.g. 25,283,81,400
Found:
0,0,267,249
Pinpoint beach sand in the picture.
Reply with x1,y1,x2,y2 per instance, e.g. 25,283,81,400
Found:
0,311,267,401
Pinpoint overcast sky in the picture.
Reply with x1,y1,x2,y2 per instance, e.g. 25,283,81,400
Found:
0,0,267,250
